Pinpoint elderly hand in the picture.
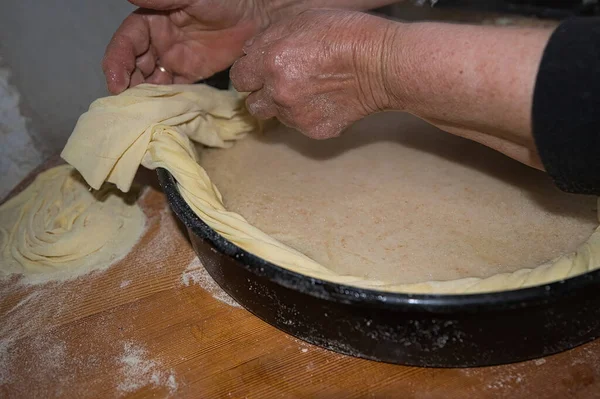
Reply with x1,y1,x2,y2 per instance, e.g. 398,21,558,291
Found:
230,9,399,139
103,0,273,94
103,0,396,94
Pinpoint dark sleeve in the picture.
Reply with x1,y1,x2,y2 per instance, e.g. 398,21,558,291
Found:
532,17,600,195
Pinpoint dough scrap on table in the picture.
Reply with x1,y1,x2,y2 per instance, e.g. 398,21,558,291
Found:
61,83,600,294
0,165,146,284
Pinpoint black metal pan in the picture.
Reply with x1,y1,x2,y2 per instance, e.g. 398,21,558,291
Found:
158,168,600,367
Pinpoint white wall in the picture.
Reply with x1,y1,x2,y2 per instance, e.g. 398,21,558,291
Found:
0,0,135,156
0,0,134,196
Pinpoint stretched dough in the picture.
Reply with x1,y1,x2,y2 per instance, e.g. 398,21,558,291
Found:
61,84,600,294
0,165,145,284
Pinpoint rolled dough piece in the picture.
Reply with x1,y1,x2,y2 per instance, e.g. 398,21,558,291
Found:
0,165,145,284
61,83,600,294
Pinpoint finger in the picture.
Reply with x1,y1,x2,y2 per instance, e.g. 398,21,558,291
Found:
276,108,297,130
173,75,193,84
146,67,173,85
130,68,145,87
127,0,191,10
305,120,345,140
230,54,264,93
136,47,156,77
246,89,277,120
157,46,208,82
102,12,150,93
243,24,286,54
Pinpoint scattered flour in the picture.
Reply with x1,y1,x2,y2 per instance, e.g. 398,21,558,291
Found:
0,286,88,397
0,278,180,397
0,188,181,396
181,257,241,308
289,337,319,357
135,205,178,266
0,288,53,386
117,342,178,395
0,57,43,200
534,358,546,366
487,371,524,390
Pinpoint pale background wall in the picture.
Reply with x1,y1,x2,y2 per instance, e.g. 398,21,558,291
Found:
0,0,135,154
0,0,134,198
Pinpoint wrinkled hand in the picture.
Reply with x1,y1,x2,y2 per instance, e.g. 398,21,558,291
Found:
103,0,271,94
230,9,396,139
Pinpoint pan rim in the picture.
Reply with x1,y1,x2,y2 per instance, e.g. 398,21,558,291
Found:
157,168,600,313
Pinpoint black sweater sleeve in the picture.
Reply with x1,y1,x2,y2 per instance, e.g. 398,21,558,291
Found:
532,17,600,195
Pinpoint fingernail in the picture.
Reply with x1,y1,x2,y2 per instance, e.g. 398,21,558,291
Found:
243,38,256,54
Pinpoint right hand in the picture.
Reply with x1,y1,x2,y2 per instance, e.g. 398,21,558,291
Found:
231,9,397,140
102,0,272,94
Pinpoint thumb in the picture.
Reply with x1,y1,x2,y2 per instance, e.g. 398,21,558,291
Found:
127,0,191,10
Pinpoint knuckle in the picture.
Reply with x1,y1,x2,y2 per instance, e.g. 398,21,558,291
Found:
276,109,296,127
246,97,262,115
263,44,290,74
230,61,251,90
305,122,342,140
271,83,296,108
303,126,322,140
246,94,272,119
229,61,242,84
263,51,280,74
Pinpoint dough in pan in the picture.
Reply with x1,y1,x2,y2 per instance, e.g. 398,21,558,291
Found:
199,114,598,285
61,84,600,294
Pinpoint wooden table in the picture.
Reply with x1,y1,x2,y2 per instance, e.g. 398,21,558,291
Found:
1,163,600,399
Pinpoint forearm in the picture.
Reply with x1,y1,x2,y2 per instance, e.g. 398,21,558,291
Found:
384,22,554,168
264,0,402,22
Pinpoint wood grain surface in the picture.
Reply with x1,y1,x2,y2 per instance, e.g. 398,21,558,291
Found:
1,161,600,399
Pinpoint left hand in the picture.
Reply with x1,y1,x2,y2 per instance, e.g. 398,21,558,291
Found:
102,0,274,94
230,9,398,139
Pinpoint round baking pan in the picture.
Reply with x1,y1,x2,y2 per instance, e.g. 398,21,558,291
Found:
157,168,600,368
